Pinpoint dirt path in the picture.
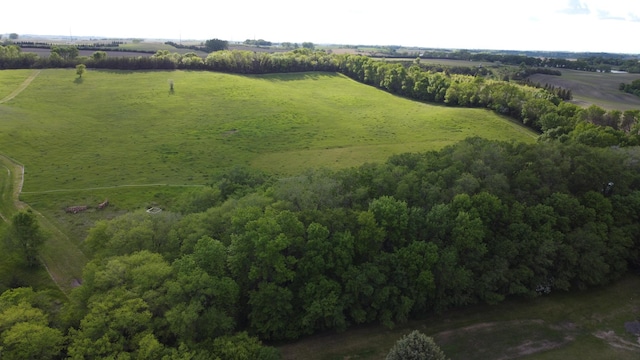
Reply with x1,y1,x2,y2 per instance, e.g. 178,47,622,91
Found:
21,183,205,195
0,154,27,215
0,154,86,296
0,70,41,104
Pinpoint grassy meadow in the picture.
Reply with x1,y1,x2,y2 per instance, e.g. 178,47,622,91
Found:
0,68,536,292
1,69,536,198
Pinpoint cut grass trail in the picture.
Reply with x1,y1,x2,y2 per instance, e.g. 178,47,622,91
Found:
0,154,86,295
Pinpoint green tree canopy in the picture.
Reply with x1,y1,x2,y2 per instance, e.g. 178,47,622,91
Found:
204,38,229,52
5,210,45,267
50,45,79,61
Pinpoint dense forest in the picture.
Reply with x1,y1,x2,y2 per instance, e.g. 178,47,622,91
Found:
2,45,640,358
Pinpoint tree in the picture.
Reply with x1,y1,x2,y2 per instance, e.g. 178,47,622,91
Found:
6,210,45,267
386,330,448,360
302,42,315,50
91,51,107,61
204,38,228,52
212,332,280,360
67,289,155,359
50,45,79,61
0,290,64,360
0,321,64,360
9,33,18,40
76,64,86,78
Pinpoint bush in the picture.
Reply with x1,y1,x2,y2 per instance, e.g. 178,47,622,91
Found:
386,330,448,360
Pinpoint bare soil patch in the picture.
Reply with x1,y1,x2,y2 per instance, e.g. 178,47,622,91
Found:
593,330,640,352
528,70,640,110
21,48,155,58
433,319,577,359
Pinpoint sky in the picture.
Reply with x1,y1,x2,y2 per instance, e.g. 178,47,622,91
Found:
3,0,640,54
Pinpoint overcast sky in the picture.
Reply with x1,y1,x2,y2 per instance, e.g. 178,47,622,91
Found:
3,0,640,53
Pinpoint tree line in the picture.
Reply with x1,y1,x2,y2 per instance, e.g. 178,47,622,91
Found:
3,137,640,358
620,79,640,97
414,50,638,73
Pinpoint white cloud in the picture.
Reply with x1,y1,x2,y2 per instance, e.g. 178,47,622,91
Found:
597,10,626,20
2,0,640,53
559,0,590,15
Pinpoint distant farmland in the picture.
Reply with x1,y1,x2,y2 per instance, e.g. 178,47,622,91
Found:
529,69,640,110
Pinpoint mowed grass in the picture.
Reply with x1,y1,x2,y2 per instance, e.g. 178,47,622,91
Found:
279,274,640,359
1,69,535,195
0,69,34,100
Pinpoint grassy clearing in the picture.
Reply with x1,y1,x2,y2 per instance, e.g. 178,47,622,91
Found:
278,274,640,359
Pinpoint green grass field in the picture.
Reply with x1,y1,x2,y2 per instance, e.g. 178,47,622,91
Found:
0,68,536,294
1,69,536,195
279,274,640,359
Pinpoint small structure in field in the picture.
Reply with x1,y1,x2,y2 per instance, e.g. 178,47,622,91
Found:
146,206,162,214
65,205,88,214
98,199,109,209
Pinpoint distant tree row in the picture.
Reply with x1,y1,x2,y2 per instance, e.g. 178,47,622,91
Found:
417,50,636,72
12,41,51,48
620,79,640,97
520,79,573,100
510,67,562,80
204,38,229,52
164,41,202,52
244,39,272,46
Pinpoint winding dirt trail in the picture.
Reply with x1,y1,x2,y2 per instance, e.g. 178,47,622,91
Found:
0,155,84,296
0,71,88,296
0,154,26,218
0,70,41,104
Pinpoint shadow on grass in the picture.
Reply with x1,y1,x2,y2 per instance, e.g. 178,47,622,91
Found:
74,77,84,84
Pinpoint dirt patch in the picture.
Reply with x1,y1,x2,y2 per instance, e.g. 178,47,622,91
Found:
22,48,155,58
593,330,640,351
434,320,577,359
